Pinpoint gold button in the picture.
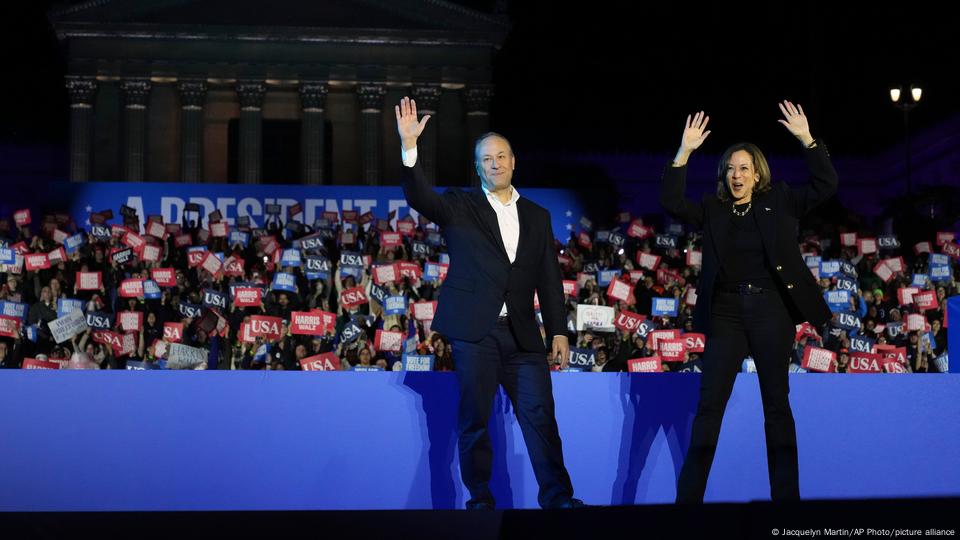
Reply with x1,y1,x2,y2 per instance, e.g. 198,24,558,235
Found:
776,265,783,271
786,283,794,289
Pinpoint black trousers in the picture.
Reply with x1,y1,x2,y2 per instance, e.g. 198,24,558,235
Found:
676,287,801,502
450,317,574,509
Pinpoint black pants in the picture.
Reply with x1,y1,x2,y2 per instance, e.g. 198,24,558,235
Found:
676,287,801,502
450,317,574,509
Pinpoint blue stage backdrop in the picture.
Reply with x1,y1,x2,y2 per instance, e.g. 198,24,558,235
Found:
0,371,957,511
47,182,587,243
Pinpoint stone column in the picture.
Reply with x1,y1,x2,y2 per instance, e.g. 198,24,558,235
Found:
299,82,329,185
236,81,266,184
412,84,442,185
120,79,151,182
66,76,97,182
357,83,386,185
177,80,207,183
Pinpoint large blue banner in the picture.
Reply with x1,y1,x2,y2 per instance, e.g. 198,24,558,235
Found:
52,182,586,243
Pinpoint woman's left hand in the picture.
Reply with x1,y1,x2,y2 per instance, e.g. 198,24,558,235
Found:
777,100,814,146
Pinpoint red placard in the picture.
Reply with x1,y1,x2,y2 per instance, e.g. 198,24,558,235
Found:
857,237,877,256
123,231,145,252
76,271,103,291
683,332,706,353
658,338,687,362
801,346,836,373
249,315,284,340
92,330,122,352
13,209,32,227
300,352,342,371
163,322,183,342
396,219,416,236
340,287,369,309
943,242,960,260
290,311,328,336
210,221,228,238
200,252,223,277
397,261,422,280
150,268,177,287
606,279,634,302
187,249,207,267
897,287,920,306
913,291,939,311
146,221,166,239
936,231,956,246
24,253,50,271
374,329,404,352
872,260,893,283
840,232,858,247
649,329,681,352
613,310,645,333
636,252,661,271
310,310,337,334
22,358,61,370
906,313,925,331
876,345,907,366
119,311,144,332
174,234,192,248
165,223,182,235
562,280,578,297
119,279,145,298
373,263,399,285
686,250,703,266
223,256,244,277
142,244,162,263
412,301,438,321
233,287,262,307
381,232,402,247
627,357,662,372
914,241,931,255
0,315,21,338
848,352,883,373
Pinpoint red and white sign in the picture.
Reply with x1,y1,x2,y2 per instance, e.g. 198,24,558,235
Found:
577,232,592,250
200,252,223,277
936,231,956,246
897,287,920,306
146,221,166,239
13,209,31,227
223,256,244,277
312,310,337,335
906,313,926,331
684,287,698,306
119,278,145,297
0,315,21,338
562,280,578,297
658,338,687,362
381,232,402,248
627,220,652,239
684,332,706,352
151,268,177,287
412,301,437,321
142,244,162,263
165,223,181,235
249,315,283,340
877,345,907,366
943,242,960,260
92,330,122,352
840,232,857,247
873,260,894,283
22,358,61,370
187,249,207,267
47,246,67,265
627,357,662,372
606,279,634,302
374,329,404,352
239,322,255,344
301,352,341,372
397,262,422,280
373,263,399,285
857,237,877,256
913,291,939,311
686,250,702,266
210,221,228,238
649,329,680,352
397,219,416,236
233,287,262,307
340,287,368,309
174,234,192,248
848,352,883,373
636,252,661,271
914,241,931,255
801,346,836,373
118,332,137,357
883,256,906,273
119,311,143,332
52,229,69,244
123,232,146,252
163,322,183,342
76,271,102,291
24,253,50,271
613,310,645,333
290,311,328,336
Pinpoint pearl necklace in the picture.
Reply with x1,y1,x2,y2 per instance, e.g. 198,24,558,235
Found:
732,201,752,217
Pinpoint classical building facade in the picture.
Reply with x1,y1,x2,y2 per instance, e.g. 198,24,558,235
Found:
51,0,508,186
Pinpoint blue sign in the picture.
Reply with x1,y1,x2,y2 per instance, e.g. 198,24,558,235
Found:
819,260,840,278
143,280,162,300
567,347,597,368
305,256,331,281
654,235,678,250
86,312,113,330
402,353,435,371
352,366,384,372
850,334,875,354
64,233,86,254
929,264,952,282
438,253,450,265
597,269,620,287
369,284,389,305
836,312,862,332
281,249,302,267
836,277,859,294
911,274,929,288
838,260,858,278
824,290,851,312
228,230,250,248
929,253,949,266
178,302,203,319
651,297,679,317
0,248,15,265
339,265,363,282
804,255,822,268
636,319,658,338
384,296,407,316
202,288,228,309
25,325,38,342
1,301,28,322
271,272,297,293
423,262,442,282
340,322,363,344
56,298,85,318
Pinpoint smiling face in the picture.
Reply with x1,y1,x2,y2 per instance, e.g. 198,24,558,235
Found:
725,150,759,203
475,134,515,192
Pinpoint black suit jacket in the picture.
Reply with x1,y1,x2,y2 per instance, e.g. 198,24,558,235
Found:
658,143,839,336
401,159,566,353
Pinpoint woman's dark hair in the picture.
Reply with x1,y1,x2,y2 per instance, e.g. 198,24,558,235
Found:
716,142,773,202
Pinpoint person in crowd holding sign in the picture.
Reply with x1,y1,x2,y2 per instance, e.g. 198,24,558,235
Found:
660,102,838,503
395,96,583,509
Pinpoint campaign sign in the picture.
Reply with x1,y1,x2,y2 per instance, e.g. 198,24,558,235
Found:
878,235,901,249
49,309,88,344
202,289,228,310
340,322,363,344
167,343,207,370
906,313,926,332
232,287,262,307
64,232,86,253
397,262,422,280
76,271,102,291
22,358,61,370
819,260,841,278
649,329,681,352
178,302,203,320
606,279,634,302
412,301,437,321
850,334,876,354
301,352,341,372
598,269,620,287
280,249,302,267
654,235,678,250
636,252,661,271
567,347,596,369
384,296,407,316
0,248,15,265
119,311,143,332
836,277,858,294
119,279,145,298
651,297,679,317
340,251,364,268
838,260,858,278
627,357,662,373
56,298,84,318
848,352,883,373
836,312,862,332
0,315,22,339
368,283,389,306
305,256,331,280
200,252,223,277
913,291,939,311
25,253,50,271
802,346,836,373
340,287,368,309
683,332,706,353
142,280,161,300
608,232,626,249
373,264,399,285
575,305,615,332
402,353,435,372
228,230,251,248
290,312,328,336
164,322,184,342
150,268,176,287
635,318,658,339
562,280,578,297
825,290,851,312
423,262,445,282
271,272,297,293
249,315,283,340
911,274,929,288
86,312,113,330
657,338,686,362
374,329,404,352
613,310,645,333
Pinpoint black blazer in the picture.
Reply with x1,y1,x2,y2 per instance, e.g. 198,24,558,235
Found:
401,159,566,353
658,143,839,336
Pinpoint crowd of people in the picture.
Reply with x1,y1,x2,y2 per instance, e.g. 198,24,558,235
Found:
0,201,954,373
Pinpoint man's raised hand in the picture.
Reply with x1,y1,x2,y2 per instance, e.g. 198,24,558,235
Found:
395,96,431,151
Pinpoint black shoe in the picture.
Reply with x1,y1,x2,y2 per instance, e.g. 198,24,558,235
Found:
553,498,587,509
466,500,495,510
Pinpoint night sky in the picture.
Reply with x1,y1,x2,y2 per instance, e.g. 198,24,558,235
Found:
3,1,956,161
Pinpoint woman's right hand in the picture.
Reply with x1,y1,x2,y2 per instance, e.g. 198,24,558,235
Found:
678,111,711,155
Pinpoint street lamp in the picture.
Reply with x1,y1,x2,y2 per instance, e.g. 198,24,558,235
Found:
889,84,922,195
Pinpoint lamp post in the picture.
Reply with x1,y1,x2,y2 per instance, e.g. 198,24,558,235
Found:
889,85,922,195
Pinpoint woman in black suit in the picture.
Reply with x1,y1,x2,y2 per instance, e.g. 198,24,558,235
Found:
660,101,838,503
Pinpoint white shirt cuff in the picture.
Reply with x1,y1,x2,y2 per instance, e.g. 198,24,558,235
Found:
401,146,419,168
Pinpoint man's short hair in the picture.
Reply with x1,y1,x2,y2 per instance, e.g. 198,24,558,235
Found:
473,131,514,162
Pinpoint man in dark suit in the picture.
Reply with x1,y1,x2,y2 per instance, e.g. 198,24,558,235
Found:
395,96,582,509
